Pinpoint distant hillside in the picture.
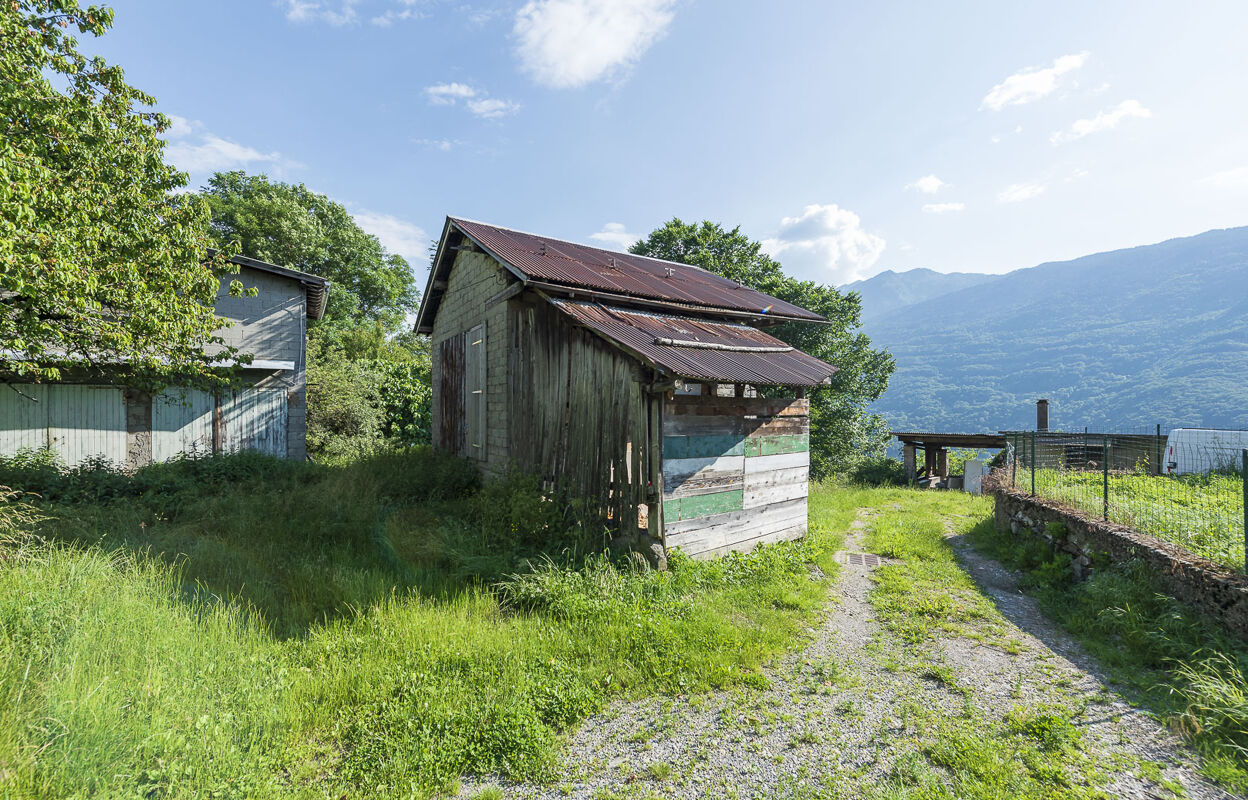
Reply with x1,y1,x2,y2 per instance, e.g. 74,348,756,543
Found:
842,268,998,324
862,227,1248,434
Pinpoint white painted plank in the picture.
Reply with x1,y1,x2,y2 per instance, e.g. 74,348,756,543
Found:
691,523,808,560
743,480,808,509
668,508,807,557
743,466,807,490
665,496,806,549
743,451,808,474
662,455,743,484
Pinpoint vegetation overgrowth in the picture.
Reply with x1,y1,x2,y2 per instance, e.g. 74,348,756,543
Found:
1023,467,1245,569
969,517,1248,791
0,449,854,798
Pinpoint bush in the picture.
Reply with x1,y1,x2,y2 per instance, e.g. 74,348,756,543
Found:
847,455,908,486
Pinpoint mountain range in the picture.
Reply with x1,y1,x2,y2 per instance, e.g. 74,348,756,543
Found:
845,226,1248,434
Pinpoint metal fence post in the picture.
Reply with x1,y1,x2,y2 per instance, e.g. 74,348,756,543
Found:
1103,436,1110,521
1156,423,1163,476
1242,449,1247,571
1031,431,1037,496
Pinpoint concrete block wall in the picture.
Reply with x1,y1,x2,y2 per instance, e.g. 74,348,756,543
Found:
430,250,512,477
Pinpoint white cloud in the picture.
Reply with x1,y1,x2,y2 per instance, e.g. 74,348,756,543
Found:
371,0,425,26
425,82,520,120
466,97,521,119
922,202,965,214
513,0,675,88
162,118,295,175
352,210,429,264
414,137,457,151
283,0,360,25
1202,166,1248,188
425,82,478,104
1050,99,1152,144
905,174,947,194
981,52,1088,111
165,114,194,139
589,222,641,251
997,182,1046,203
761,204,886,284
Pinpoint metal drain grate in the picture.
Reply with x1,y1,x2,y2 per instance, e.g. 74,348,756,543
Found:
839,551,883,568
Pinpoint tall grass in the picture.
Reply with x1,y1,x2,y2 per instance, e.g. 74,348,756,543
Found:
0,450,852,798
1029,467,1244,569
969,521,1248,791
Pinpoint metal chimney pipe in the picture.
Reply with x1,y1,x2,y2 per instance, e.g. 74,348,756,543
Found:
1036,398,1049,432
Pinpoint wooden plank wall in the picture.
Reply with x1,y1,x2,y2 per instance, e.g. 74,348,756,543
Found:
507,298,653,536
663,395,809,558
436,332,466,453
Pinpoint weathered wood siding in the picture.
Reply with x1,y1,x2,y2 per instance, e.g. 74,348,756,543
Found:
662,396,809,558
507,296,655,536
429,250,511,475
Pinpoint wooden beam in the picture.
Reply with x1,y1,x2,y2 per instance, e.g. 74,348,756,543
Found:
486,280,524,308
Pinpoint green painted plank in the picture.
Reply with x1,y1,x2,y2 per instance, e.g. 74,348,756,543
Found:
666,434,744,459
676,488,744,521
745,434,809,457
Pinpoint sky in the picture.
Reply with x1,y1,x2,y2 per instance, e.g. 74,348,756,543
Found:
85,0,1248,288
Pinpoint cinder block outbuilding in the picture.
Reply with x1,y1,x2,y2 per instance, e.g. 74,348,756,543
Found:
0,256,329,467
414,217,836,559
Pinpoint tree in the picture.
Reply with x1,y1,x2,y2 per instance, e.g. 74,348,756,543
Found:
631,219,895,477
1,1,240,386
200,172,419,331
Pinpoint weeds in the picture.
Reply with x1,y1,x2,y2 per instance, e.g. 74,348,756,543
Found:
0,450,853,798
970,519,1248,791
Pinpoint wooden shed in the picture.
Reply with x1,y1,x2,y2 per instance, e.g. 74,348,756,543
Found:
414,218,836,561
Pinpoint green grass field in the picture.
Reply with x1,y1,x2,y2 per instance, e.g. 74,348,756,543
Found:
3,452,1247,797
1024,467,1245,569
0,450,869,799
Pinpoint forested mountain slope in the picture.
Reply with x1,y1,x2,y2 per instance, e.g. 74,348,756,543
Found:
842,268,998,325
859,227,1248,433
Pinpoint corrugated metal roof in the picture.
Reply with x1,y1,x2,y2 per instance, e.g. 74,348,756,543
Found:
552,299,836,387
450,218,825,323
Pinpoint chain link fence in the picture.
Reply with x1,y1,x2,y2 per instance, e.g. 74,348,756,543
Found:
1000,430,1247,571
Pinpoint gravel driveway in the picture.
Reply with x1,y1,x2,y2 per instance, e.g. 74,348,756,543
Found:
461,505,1238,800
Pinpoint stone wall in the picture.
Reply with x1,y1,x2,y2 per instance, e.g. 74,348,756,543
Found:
990,477,1248,642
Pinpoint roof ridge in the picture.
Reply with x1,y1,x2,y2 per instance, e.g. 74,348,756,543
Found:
448,216,726,280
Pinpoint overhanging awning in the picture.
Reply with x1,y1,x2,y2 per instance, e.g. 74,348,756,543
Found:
551,299,836,387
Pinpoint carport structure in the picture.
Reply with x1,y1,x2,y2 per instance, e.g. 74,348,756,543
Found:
892,432,1006,485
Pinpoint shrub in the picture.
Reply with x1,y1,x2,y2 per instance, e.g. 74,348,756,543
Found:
847,455,908,486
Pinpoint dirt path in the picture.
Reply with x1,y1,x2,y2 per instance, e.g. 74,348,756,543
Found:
462,507,1236,799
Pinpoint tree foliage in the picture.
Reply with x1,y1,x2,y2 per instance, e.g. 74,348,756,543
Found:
631,219,895,477
1,0,239,386
200,172,419,331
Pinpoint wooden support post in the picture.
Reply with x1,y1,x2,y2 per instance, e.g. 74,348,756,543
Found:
937,448,949,482
924,447,937,485
701,382,714,397
734,383,745,398
903,444,916,483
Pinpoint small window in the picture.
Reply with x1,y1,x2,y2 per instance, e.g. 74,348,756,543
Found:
464,323,486,459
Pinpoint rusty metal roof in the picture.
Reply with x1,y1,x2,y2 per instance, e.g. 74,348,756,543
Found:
449,218,825,323
551,299,836,387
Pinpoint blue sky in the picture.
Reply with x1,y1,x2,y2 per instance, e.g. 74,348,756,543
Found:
89,0,1248,287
